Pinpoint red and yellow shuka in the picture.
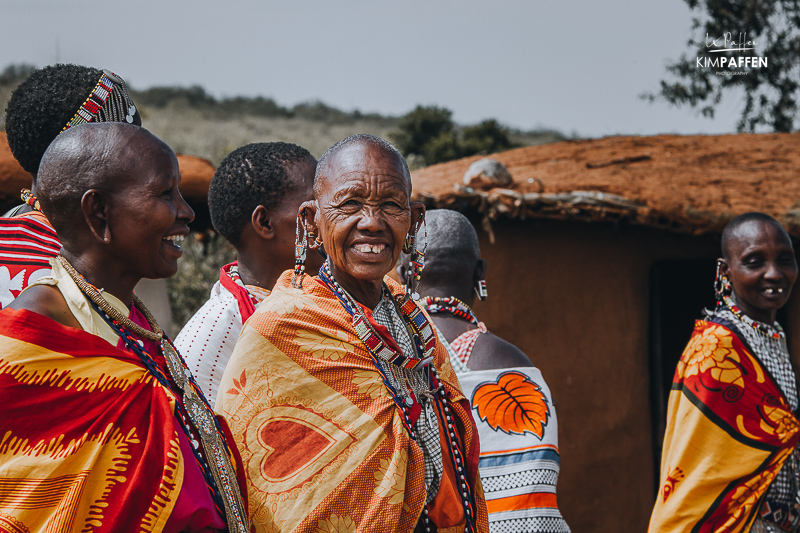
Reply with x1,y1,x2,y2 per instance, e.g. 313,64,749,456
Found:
0,306,242,532
650,320,800,533
219,272,489,533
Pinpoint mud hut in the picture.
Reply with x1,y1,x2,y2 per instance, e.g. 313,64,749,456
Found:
411,132,800,533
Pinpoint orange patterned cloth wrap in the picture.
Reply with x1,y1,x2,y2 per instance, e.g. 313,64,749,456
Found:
0,306,239,532
650,319,800,533
219,271,489,533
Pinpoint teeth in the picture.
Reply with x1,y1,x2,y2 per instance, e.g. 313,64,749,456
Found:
164,235,185,242
764,288,784,295
355,244,385,254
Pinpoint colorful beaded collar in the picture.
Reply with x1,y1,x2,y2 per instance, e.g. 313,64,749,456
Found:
423,296,480,326
722,294,784,340
318,262,436,370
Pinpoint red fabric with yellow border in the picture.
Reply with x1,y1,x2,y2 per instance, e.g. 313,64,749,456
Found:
650,319,800,533
0,307,245,532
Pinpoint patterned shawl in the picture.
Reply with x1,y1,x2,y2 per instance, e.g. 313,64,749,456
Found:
650,319,800,533
0,211,60,308
0,307,190,531
218,271,488,533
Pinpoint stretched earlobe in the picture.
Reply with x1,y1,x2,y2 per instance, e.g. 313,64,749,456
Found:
714,258,732,304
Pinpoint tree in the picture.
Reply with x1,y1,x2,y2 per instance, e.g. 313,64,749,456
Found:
0,64,35,86
461,119,515,156
390,105,456,165
391,106,517,167
645,0,800,132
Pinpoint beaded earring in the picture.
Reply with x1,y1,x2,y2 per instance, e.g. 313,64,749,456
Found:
475,280,488,301
405,214,427,301
714,259,732,305
292,210,309,289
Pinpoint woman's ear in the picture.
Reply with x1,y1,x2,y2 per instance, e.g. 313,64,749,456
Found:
410,202,426,230
300,200,318,229
474,259,487,282
719,258,731,278
251,205,275,240
81,189,111,245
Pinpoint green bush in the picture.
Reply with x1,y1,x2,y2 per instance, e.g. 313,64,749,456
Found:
390,106,519,166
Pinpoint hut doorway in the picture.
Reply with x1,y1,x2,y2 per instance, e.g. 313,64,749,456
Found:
648,258,716,489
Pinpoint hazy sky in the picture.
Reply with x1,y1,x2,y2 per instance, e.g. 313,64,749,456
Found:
1,0,746,137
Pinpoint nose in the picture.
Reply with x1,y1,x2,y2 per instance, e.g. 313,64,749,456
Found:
176,188,195,224
764,260,782,281
357,206,383,232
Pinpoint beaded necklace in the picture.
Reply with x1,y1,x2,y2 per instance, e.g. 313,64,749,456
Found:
228,264,270,305
722,294,784,340
318,261,436,369
423,296,479,326
57,256,248,533
20,189,41,212
316,262,479,533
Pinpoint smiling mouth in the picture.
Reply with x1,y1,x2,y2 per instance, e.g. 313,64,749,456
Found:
354,244,386,254
763,287,785,295
163,234,185,249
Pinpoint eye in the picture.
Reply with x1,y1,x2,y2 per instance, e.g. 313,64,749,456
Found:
742,256,764,268
161,189,174,200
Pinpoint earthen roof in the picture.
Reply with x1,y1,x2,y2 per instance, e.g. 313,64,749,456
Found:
411,133,800,237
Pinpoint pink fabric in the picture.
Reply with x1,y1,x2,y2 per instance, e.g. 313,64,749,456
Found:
124,304,227,532
449,322,487,364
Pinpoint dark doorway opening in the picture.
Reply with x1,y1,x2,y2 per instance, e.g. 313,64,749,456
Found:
648,258,717,492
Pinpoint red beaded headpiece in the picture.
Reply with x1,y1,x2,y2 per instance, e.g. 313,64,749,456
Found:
62,70,137,131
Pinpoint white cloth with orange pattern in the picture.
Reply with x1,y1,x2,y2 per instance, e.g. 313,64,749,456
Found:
442,332,571,533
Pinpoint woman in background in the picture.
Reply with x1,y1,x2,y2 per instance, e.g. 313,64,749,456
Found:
650,212,800,533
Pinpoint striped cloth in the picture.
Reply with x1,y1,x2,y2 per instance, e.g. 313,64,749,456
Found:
0,211,61,307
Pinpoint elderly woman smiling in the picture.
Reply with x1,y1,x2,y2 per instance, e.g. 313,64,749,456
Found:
219,135,488,533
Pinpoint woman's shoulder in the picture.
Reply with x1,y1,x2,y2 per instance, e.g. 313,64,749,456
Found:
7,283,82,330
247,271,349,336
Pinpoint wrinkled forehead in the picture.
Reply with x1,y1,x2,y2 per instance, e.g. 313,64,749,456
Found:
316,142,411,198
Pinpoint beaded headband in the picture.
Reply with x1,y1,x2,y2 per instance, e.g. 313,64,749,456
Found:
62,70,137,131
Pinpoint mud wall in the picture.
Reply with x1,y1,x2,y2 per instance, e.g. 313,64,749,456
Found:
471,217,728,532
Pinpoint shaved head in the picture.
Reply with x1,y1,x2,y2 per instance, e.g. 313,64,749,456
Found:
37,123,176,244
721,212,789,260
421,209,481,286
315,134,410,196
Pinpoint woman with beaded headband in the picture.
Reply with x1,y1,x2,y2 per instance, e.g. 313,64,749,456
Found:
0,64,141,307
650,212,800,533
218,134,488,533
0,123,247,532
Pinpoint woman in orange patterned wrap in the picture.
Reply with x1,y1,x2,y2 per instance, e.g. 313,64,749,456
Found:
650,212,800,533
218,134,488,533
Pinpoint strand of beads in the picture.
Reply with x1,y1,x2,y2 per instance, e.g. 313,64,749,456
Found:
317,263,478,532
723,295,784,340
423,296,480,326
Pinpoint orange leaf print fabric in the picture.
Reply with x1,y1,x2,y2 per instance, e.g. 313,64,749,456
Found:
471,371,550,438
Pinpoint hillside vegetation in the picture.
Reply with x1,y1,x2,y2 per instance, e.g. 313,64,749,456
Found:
1,64,566,166
0,63,568,329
